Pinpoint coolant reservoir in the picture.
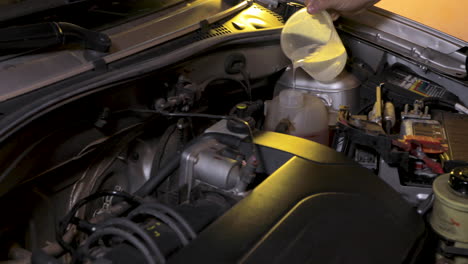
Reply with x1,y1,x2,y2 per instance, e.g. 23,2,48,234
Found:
281,8,347,82
264,89,329,144
430,168,468,263
431,169,468,243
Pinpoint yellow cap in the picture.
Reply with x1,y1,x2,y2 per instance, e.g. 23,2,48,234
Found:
236,103,247,110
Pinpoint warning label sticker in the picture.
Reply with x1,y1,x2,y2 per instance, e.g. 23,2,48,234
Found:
387,69,447,98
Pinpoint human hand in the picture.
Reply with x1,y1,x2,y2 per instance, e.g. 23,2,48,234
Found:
304,0,380,16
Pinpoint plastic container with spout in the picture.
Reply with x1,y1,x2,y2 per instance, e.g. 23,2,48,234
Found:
281,8,347,82
264,89,329,144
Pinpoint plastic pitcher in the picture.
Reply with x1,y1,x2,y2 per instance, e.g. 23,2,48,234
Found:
281,8,347,82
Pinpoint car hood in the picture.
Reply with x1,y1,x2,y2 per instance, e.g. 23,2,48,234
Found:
0,0,251,101
0,1,466,103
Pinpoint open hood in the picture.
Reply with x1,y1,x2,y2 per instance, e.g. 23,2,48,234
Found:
0,1,466,103
0,2,468,263
341,7,468,79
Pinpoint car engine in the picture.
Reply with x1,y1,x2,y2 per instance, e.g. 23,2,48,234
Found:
0,3,467,264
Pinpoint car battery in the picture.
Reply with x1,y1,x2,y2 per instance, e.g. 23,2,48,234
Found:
401,111,468,172
361,64,459,109
434,112,468,170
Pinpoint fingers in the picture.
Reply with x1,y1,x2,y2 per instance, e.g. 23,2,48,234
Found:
305,0,381,15
305,0,329,14
328,10,340,20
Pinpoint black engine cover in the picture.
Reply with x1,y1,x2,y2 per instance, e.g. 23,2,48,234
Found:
169,135,425,263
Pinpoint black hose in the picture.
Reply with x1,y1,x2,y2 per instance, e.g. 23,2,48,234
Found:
134,155,180,197
140,203,197,240
83,227,156,264
128,207,190,246
98,218,165,264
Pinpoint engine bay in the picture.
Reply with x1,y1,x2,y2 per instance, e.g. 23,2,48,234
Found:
0,3,468,264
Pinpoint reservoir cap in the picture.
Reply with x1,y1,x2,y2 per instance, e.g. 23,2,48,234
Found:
449,167,468,196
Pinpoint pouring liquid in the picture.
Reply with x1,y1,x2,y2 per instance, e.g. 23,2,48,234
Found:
291,64,297,90
288,34,346,82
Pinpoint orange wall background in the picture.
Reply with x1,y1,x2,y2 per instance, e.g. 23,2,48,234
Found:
376,0,468,42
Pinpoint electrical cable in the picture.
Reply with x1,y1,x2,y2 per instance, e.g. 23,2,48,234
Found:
129,109,259,161
56,190,141,254
128,109,229,120
231,116,258,159
82,227,156,264
139,203,197,240
98,218,165,264
128,207,190,246
239,68,252,101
